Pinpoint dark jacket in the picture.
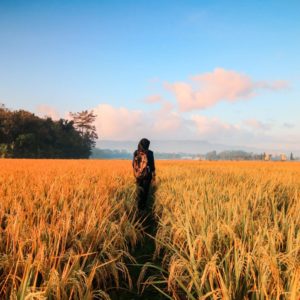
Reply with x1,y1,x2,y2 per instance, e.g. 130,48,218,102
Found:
132,138,156,178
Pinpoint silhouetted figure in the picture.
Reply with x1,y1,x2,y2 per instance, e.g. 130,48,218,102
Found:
132,138,156,211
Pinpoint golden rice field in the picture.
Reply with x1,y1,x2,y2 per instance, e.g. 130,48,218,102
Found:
0,159,299,299
151,162,300,300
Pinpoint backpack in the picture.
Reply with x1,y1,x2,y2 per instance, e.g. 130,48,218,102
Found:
133,150,150,180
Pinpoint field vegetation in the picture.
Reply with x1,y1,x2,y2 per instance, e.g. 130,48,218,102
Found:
0,160,140,299
149,161,300,299
0,160,299,299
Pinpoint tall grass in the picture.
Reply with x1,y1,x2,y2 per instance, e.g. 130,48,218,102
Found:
151,161,300,299
0,160,141,299
1,160,299,299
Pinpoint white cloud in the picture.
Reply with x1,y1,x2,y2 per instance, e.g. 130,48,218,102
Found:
165,68,288,111
35,67,296,151
93,104,145,140
243,119,271,131
39,100,297,152
91,103,258,144
92,102,193,140
189,114,258,145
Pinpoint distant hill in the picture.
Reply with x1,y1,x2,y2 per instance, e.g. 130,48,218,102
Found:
95,140,300,159
96,140,256,154
92,147,299,161
91,148,196,160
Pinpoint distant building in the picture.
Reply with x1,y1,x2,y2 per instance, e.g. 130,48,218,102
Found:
280,153,287,161
181,156,193,160
264,153,272,161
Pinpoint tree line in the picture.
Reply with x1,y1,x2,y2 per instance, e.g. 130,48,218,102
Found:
91,148,185,159
205,150,297,161
0,105,98,158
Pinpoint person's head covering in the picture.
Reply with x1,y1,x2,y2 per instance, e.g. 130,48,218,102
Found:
138,138,150,152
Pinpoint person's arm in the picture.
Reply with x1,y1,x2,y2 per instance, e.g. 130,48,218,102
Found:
151,152,156,179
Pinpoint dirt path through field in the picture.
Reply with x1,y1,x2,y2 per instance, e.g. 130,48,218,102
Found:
109,185,168,300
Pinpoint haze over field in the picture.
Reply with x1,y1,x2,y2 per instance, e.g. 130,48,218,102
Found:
1,0,299,153
98,140,300,156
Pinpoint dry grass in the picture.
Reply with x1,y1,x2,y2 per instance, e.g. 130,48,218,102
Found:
151,161,300,299
0,159,141,299
1,160,299,299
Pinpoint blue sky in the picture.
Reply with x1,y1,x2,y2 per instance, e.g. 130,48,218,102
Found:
0,0,299,151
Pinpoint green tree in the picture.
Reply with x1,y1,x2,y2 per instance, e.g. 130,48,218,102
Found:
69,110,98,156
206,150,217,160
0,106,96,158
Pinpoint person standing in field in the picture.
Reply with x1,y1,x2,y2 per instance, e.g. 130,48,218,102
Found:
132,138,156,211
